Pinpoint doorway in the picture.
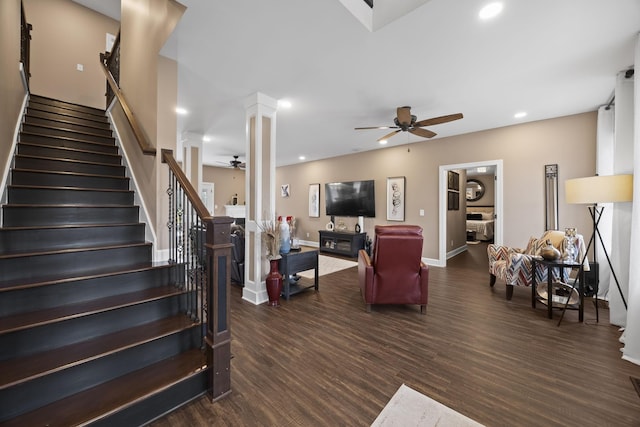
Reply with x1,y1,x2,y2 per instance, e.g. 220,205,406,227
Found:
438,160,503,267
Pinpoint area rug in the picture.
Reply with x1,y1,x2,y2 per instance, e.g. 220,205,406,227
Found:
371,384,485,427
297,254,357,278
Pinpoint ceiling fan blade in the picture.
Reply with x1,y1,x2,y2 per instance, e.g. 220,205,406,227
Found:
409,127,437,139
396,106,412,125
414,113,463,128
377,129,401,142
355,126,399,130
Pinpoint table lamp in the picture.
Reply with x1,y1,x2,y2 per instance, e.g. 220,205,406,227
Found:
565,174,633,314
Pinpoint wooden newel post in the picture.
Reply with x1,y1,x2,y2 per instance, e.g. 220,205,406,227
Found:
204,216,234,401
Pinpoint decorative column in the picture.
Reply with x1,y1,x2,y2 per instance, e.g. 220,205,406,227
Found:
181,132,204,196
242,93,277,304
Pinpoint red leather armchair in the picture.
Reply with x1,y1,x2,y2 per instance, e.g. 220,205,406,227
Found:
358,225,428,314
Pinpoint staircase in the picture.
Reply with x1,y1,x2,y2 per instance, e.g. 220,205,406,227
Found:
0,95,208,426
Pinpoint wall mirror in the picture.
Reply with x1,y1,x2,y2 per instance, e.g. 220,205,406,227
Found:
466,179,485,202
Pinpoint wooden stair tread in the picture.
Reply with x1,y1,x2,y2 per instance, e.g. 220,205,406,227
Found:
27,106,109,125
15,154,125,169
11,167,128,180
0,222,141,231
0,315,198,389
0,242,149,259
0,349,206,427
20,131,115,148
8,184,132,194
25,116,111,133
3,203,137,209
0,262,168,292
0,285,186,335
18,141,120,158
22,122,113,140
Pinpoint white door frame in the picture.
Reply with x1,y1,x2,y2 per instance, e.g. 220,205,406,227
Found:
438,159,503,267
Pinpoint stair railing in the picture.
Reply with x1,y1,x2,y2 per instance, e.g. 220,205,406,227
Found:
99,36,155,156
99,39,232,400
20,0,32,88
162,149,233,401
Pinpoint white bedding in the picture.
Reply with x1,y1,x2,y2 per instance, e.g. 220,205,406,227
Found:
466,219,494,240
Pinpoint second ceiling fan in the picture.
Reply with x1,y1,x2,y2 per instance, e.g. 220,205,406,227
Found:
355,106,463,142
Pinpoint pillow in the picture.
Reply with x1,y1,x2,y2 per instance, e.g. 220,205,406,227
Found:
481,212,493,220
540,230,565,249
467,213,483,220
524,237,539,255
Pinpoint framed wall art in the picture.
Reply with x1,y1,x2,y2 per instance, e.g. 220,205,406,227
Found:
447,171,459,191
281,184,290,198
308,183,320,217
386,176,405,221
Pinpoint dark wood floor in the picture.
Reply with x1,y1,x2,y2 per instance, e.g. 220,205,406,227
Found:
151,243,640,426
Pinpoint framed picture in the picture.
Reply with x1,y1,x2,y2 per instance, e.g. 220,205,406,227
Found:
308,183,320,217
386,176,405,221
447,171,459,191
447,190,459,211
281,184,290,198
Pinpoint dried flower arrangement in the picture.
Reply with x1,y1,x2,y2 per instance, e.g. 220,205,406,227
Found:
259,219,282,260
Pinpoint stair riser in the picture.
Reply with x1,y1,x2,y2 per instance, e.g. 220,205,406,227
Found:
14,156,125,177
20,133,118,155
29,96,105,117
11,170,129,190
0,223,143,255
0,324,199,422
27,101,108,122
0,244,151,283
0,293,190,361
24,116,112,137
92,371,207,427
7,187,134,206
22,123,115,145
0,266,174,315
26,108,110,129
17,143,122,165
3,206,139,227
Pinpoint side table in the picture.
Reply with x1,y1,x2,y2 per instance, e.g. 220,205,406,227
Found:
531,257,584,323
279,247,319,300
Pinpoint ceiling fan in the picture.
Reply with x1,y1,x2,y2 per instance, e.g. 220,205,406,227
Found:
217,155,245,169
355,106,463,142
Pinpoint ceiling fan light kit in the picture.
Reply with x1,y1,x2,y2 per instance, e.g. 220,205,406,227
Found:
356,106,463,143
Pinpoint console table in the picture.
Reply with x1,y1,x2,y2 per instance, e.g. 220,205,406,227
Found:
318,230,366,258
278,247,319,300
531,257,584,323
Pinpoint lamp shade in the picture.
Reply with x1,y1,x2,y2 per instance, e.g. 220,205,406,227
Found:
565,174,633,204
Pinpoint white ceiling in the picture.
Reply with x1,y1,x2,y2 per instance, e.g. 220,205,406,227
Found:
74,0,639,168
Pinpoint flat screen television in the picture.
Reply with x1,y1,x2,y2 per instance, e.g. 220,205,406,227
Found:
325,180,375,218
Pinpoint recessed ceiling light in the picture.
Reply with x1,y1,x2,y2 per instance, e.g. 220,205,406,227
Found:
298,155,306,161
278,99,292,109
514,111,527,119
202,136,211,142
379,139,388,145
175,107,188,115
479,2,503,20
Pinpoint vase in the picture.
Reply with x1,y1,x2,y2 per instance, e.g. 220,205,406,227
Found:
265,259,283,307
540,240,561,261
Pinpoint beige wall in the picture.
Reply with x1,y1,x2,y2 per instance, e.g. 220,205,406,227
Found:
0,0,27,188
203,166,246,217
120,0,184,145
22,0,119,109
276,112,597,259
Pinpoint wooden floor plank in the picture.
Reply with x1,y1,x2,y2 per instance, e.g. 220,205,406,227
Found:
151,243,640,427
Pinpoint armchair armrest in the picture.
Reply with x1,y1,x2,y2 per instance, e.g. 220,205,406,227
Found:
358,249,375,301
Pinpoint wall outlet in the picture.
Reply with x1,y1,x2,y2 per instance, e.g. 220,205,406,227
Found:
76,63,84,71
419,209,425,216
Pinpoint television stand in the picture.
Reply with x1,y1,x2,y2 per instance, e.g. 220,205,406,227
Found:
318,230,366,258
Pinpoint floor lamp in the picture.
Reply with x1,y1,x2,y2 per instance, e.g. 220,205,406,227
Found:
565,174,633,321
